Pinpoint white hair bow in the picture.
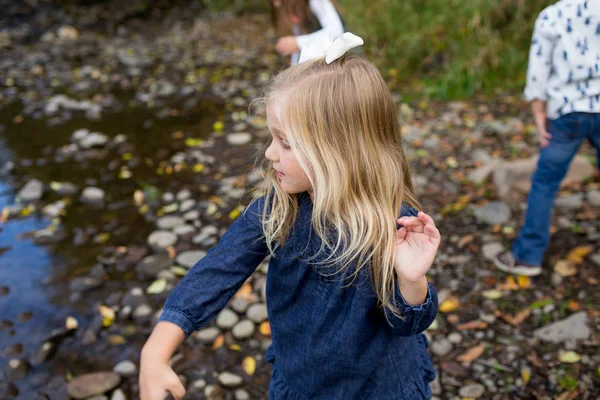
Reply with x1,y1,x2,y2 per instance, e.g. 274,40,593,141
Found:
298,32,364,65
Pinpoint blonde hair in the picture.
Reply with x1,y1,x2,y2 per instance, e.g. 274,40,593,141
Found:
255,54,419,317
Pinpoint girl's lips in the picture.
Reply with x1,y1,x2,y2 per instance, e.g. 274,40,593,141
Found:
277,171,285,178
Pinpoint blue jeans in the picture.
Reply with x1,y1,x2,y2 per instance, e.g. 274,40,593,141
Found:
513,112,600,266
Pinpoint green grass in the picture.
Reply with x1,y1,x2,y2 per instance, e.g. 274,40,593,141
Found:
342,0,555,99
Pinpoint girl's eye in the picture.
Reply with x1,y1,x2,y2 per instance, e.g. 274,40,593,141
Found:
280,141,291,150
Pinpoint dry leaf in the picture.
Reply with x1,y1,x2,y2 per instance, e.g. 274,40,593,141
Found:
566,246,593,264
554,260,577,277
107,335,126,345
212,335,225,350
457,344,485,366
521,367,531,385
482,289,503,300
439,296,460,313
517,275,531,288
259,321,271,336
559,351,581,364
234,283,253,300
242,356,256,376
457,320,488,331
500,308,531,326
568,300,581,311
497,275,519,291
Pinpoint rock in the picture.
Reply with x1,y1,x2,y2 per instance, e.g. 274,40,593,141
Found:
0,382,18,398
180,199,196,212
194,327,221,343
431,337,453,357
482,242,504,261
69,276,103,293
230,298,250,314
227,133,252,145
468,162,500,185
184,210,200,221
204,384,224,400
174,225,195,237
157,216,185,230
67,372,121,399
472,202,511,225
234,389,250,400
533,311,591,343
176,189,192,201
136,255,172,279
176,250,207,268
50,182,78,196
246,303,268,323
5,358,29,381
113,360,137,377
590,252,600,266
193,226,219,245
232,320,255,339
218,372,243,388
555,193,584,210
147,231,177,251
42,200,67,217
31,342,56,365
133,304,153,320
471,150,492,164
57,25,79,40
17,179,43,202
448,332,463,345
81,187,105,204
79,132,109,149
216,309,239,329
111,389,127,400
587,190,600,207
458,383,485,398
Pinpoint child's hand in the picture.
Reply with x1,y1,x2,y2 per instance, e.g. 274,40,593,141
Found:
139,360,186,400
395,212,440,283
276,36,299,56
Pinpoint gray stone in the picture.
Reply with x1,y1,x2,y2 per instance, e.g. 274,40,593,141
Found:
448,332,463,345
471,150,492,164
234,389,250,400
133,304,153,320
173,225,195,237
184,210,200,221
533,312,591,343
67,372,121,399
232,320,255,339
113,360,137,377
230,298,250,314
69,276,103,293
194,327,221,343
147,231,177,250
111,389,127,400
246,303,268,323
430,375,441,395
204,384,224,400
216,309,239,329
431,337,453,357
180,199,196,212
458,383,485,398
587,190,600,207
590,252,600,266
218,372,243,388
227,133,252,145
193,225,219,245
157,216,185,230
136,255,172,279
42,200,67,217
176,189,192,201
81,187,105,204
18,179,43,202
51,182,78,196
176,250,207,268
473,202,511,225
555,193,584,210
482,242,504,261
79,132,109,149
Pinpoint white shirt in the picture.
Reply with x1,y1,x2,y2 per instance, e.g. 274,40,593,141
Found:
291,0,344,65
525,0,600,119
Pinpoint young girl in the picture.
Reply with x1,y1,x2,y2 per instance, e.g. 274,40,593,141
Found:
271,0,345,65
140,35,440,400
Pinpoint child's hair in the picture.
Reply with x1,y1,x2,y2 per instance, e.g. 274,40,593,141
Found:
256,54,419,316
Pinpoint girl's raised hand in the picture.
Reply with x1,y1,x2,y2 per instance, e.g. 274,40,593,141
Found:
395,212,440,284
276,36,300,56
139,360,185,400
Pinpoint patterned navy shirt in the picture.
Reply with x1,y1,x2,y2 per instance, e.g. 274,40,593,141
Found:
525,0,600,119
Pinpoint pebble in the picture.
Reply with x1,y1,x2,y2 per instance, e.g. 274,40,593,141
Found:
176,189,192,201
69,276,103,293
173,224,196,237
231,298,250,314
482,242,504,261
587,190,600,207
113,360,137,377
111,389,127,400
448,332,463,344
555,193,584,210
458,383,485,398
147,230,177,250
533,311,591,343
234,389,250,400
431,337,453,357
227,132,252,145
136,254,173,278
80,187,105,204
157,216,185,230
472,202,511,225
184,210,200,221
67,372,121,400
232,320,255,339
133,304,153,320
176,250,207,268
216,308,239,329
218,371,243,388
194,327,221,343
180,199,196,212
17,179,44,202
246,303,268,323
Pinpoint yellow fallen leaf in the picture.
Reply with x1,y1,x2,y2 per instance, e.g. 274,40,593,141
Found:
229,344,241,351
521,367,531,385
213,121,224,132
482,289,503,300
439,296,460,313
457,344,485,366
517,275,531,289
242,356,256,376
566,246,593,264
193,163,204,173
497,275,519,291
212,335,224,350
259,321,271,336
559,351,581,364
554,260,577,277
65,316,78,330
229,206,244,220
102,317,113,328
108,335,126,345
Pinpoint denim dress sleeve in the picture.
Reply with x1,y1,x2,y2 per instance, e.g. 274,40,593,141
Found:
384,204,439,336
157,197,270,337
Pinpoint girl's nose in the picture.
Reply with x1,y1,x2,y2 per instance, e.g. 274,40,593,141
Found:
265,141,279,162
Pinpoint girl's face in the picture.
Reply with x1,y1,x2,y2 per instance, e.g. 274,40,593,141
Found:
265,101,312,194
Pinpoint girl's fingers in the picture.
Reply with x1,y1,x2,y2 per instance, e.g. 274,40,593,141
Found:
418,212,436,228
397,216,425,233
396,226,407,241
425,224,441,245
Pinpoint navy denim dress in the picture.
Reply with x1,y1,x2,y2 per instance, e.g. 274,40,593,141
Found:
159,193,438,399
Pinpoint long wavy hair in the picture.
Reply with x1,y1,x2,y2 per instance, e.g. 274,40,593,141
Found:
254,54,419,316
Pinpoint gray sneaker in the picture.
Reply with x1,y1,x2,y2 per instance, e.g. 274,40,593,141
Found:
493,251,542,277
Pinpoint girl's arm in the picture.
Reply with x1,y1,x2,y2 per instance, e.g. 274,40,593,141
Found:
295,0,344,50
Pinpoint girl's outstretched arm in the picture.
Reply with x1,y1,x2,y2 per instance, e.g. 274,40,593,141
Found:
294,0,344,50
